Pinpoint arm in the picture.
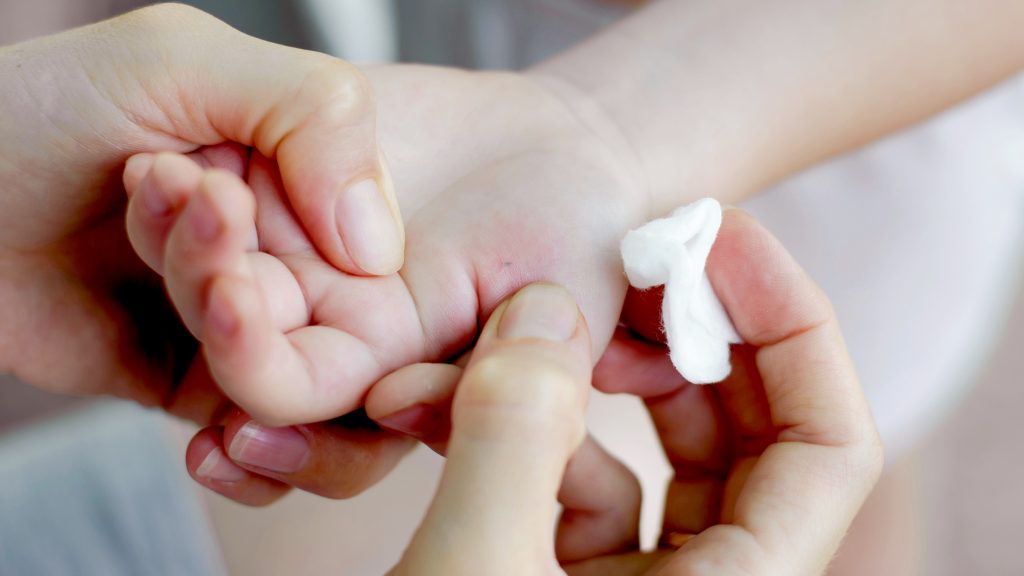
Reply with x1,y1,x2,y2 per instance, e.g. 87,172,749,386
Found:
532,0,1024,213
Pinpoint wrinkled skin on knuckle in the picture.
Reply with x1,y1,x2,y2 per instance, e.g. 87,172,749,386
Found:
458,353,586,447
304,59,375,125
252,57,374,160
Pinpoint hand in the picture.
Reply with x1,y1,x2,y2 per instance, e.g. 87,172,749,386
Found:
0,4,402,407
130,64,652,502
384,212,883,575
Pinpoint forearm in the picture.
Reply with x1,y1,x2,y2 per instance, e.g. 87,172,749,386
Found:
531,0,1024,213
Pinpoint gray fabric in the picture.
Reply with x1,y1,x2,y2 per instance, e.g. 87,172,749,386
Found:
0,402,225,576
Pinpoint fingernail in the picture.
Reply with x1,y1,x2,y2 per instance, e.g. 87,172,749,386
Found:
498,283,579,341
195,446,248,483
228,421,310,474
376,403,441,438
188,191,221,243
336,179,403,275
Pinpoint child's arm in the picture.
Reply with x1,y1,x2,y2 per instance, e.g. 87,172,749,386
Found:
532,0,1024,214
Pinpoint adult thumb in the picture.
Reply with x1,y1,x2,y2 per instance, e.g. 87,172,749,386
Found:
394,283,592,575
72,4,403,274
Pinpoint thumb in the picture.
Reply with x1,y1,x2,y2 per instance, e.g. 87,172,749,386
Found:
33,4,403,274
394,283,592,575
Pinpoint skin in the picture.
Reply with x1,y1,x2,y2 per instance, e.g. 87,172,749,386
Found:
160,0,1024,505
0,3,404,406
122,65,653,502
2,0,1020,565
388,212,883,575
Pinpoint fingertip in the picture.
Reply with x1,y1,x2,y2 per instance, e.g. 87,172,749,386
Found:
140,153,204,220
189,432,247,484
123,153,156,195
365,363,460,426
126,152,205,273
187,427,290,506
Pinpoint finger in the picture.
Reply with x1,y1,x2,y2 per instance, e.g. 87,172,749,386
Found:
368,360,641,563
661,210,883,574
219,410,415,500
564,550,674,576
112,4,404,275
123,153,155,195
366,363,460,452
162,170,263,336
555,435,642,563
397,283,591,570
157,169,342,424
126,153,205,275
247,151,316,257
647,380,727,536
592,324,680,397
186,427,290,507
206,298,396,425
594,329,729,536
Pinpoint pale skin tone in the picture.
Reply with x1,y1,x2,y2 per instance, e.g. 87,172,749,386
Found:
148,0,1024,503
0,3,405,405
0,0,1021,569
388,212,882,575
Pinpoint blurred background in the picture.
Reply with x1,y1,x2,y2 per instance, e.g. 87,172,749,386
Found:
1,1,1022,574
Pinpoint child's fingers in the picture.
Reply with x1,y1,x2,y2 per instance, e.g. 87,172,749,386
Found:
126,153,205,274
366,363,461,452
186,427,291,507
125,148,255,276
555,436,642,563
162,170,259,337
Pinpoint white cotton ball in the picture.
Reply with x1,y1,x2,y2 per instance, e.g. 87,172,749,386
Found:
620,198,742,384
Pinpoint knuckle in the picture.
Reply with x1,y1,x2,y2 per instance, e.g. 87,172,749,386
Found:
303,59,375,121
459,353,586,446
126,3,220,31
463,354,582,417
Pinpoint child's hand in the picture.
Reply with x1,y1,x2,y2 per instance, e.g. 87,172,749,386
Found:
125,65,654,428
124,64,664,503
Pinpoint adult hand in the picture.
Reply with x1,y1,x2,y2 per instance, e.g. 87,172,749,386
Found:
381,212,883,575
0,4,402,408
